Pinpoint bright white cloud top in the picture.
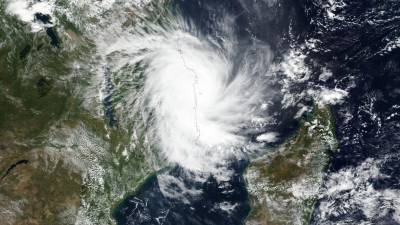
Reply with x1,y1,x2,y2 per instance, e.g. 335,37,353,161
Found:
6,0,56,32
98,15,274,172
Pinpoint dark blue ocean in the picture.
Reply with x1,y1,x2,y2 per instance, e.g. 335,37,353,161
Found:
114,0,400,224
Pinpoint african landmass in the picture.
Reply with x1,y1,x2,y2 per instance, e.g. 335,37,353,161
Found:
1,0,400,225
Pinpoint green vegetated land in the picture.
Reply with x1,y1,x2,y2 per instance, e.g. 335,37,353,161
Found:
0,6,152,225
245,106,337,225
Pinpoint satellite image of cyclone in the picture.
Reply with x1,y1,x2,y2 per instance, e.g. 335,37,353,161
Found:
1,0,400,225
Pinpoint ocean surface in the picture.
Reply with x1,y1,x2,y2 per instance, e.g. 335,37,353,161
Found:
115,0,400,224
